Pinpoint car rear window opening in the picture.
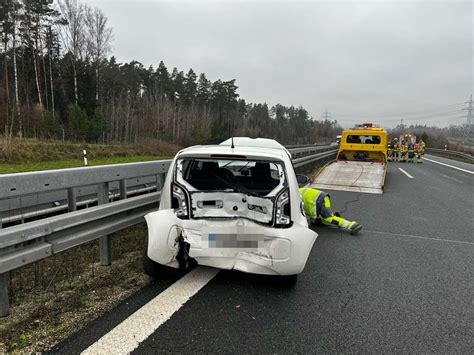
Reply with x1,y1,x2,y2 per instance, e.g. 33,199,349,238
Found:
176,158,286,197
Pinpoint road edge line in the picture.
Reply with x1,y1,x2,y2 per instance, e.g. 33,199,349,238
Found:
82,266,219,355
424,157,474,174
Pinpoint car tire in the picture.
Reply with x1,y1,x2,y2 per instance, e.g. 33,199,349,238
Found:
143,238,179,280
279,274,298,288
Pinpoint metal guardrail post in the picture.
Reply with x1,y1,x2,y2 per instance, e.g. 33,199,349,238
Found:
156,173,165,191
0,272,9,317
0,219,9,317
119,179,127,200
98,182,112,266
68,187,77,212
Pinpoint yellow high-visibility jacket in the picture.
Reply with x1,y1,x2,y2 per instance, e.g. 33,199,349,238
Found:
299,187,331,222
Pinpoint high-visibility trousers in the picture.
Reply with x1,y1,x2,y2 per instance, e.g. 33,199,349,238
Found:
317,196,356,231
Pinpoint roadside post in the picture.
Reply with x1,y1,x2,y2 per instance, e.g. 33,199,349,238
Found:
98,182,111,266
0,216,9,317
0,272,9,317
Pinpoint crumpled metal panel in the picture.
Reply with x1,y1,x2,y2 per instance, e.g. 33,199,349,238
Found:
145,209,318,276
191,192,274,224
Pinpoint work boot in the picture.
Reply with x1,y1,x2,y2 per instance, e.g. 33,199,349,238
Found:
350,222,363,235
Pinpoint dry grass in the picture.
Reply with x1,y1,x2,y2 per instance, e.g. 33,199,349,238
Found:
447,140,474,155
0,223,151,353
0,137,180,164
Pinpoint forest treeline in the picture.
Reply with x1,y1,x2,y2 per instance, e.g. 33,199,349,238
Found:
0,0,342,146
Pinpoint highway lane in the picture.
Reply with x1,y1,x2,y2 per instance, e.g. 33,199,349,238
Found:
423,153,474,172
51,156,474,353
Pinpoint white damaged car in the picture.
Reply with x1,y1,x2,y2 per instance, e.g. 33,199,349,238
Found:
144,137,318,286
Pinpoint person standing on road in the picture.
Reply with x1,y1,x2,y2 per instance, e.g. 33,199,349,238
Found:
299,187,363,235
407,142,415,162
393,138,400,161
387,141,393,161
400,140,408,162
417,139,425,163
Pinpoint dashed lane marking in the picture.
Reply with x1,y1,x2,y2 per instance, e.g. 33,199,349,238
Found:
365,230,474,246
82,266,219,355
424,157,474,174
398,168,414,179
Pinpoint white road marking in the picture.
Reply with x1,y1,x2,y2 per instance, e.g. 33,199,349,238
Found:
82,266,219,355
424,157,474,174
365,230,474,246
398,168,414,179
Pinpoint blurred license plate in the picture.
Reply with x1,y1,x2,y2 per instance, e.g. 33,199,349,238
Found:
208,233,264,248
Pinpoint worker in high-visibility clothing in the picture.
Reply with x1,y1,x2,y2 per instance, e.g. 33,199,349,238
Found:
417,139,425,163
393,138,400,161
299,187,363,235
387,141,394,161
400,140,408,162
407,141,415,162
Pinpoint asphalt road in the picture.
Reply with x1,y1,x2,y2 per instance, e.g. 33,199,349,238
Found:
51,156,474,353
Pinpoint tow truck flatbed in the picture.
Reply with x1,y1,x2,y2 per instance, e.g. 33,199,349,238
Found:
311,123,388,194
311,161,386,194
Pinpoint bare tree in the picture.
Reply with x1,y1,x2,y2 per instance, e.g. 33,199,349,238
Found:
84,5,112,104
11,4,21,137
57,0,85,105
45,25,55,119
22,1,42,109
1,0,22,137
1,3,11,135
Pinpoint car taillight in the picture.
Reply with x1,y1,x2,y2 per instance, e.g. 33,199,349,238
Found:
172,183,189,218
275,188,291,226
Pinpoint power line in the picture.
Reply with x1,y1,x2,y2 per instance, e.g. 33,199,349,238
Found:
462,94,473,138
321,109,331,120
334,110,463,123
332,102,463,119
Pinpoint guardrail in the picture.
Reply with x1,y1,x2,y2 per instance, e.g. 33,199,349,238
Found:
425,148,474,164
0,144,337,316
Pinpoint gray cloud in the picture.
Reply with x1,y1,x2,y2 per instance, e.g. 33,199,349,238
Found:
84,0,473,128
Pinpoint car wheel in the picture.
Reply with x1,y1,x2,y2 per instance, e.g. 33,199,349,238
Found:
279,274,298,288
143,238,179,279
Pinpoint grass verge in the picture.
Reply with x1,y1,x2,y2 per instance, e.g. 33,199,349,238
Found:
0,137,180,173
0,155,170,173
0,224,151,353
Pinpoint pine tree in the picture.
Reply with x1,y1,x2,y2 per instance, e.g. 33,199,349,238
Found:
182,68,197,105
196,73,210,105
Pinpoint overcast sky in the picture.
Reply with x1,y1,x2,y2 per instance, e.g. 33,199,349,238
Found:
83,0,473,128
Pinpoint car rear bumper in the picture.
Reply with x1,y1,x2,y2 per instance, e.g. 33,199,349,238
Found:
145,209,318,276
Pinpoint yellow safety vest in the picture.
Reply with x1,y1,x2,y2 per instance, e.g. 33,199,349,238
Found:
299,187,324,222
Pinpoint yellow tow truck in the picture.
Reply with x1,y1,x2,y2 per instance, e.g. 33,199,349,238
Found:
311,123,388,194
